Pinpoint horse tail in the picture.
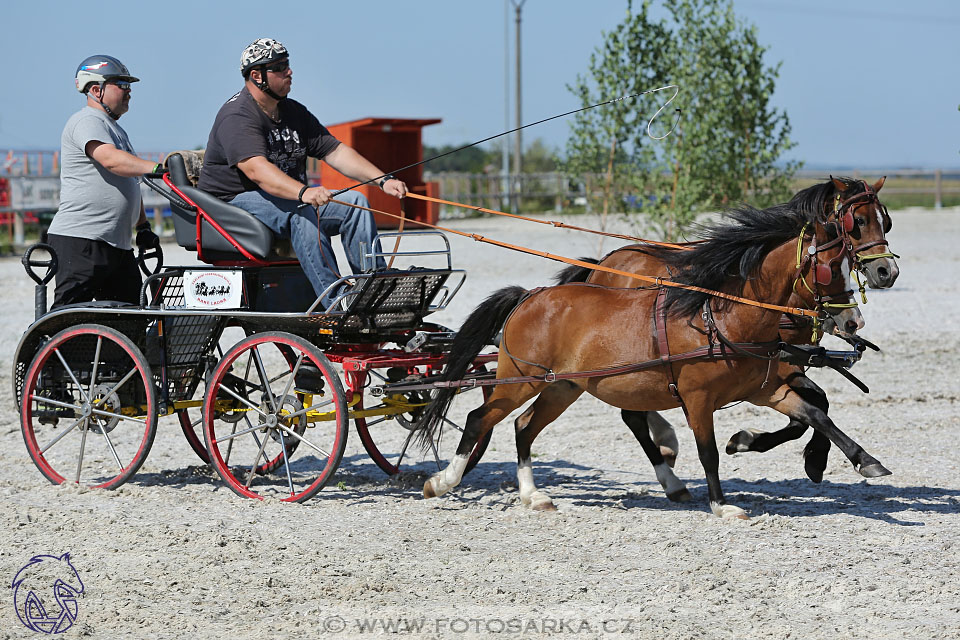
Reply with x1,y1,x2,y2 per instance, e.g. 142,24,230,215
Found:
415,285,529,448
552,257,599,285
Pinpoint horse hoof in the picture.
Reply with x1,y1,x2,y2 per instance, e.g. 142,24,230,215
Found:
423,479,437,499
667,488,693,503
725,430,755,454
660,446,678,468
532,500,557,512
711,503,749,520
804,459,825,484
858,463,892,478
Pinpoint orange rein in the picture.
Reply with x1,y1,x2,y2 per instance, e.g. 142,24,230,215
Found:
330,196,827,319
404,192,691,250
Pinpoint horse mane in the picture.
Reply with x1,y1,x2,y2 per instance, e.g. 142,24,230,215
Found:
788,175,866,219
652,176,870,318
651,203,806,317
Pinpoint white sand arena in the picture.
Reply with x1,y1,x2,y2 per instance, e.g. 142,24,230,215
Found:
1,208,957,638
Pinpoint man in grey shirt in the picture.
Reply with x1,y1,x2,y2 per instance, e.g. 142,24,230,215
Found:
46,55,162,308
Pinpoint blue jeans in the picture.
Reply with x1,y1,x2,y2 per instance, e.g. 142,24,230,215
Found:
230,189,385,306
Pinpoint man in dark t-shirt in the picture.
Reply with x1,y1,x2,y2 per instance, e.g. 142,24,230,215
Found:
198,38,407,306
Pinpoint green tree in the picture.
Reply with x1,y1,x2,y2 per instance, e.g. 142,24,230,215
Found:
564,0,798,241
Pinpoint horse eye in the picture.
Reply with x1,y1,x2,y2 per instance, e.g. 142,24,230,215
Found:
856,217,866,227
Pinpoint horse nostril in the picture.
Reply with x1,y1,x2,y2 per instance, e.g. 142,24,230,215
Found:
845,320,859,333
877,266,889,282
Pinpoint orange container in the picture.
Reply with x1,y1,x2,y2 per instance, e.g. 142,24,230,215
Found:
313,117,441,229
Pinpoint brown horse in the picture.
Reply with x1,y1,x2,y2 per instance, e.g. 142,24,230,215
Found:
415,195,890,519
546,177,897,494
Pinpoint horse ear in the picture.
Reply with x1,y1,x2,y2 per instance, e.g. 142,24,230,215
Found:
873,176,886,193
830,176,848,192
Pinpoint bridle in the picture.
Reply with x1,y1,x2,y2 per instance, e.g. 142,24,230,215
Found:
832,181,898,302
792,218,858,342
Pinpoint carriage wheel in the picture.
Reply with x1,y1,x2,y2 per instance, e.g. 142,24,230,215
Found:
177,408,210,464
202,332,348,502
20,324,158,489
355,362,493,477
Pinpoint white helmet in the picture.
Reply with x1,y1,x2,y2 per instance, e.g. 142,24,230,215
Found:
75,55,139,94
240,38,288,77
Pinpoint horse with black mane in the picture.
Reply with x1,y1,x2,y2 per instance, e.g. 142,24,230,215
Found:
546,177,897,496
414,186,890,519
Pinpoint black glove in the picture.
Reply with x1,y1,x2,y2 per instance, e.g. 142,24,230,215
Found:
136,223,160,249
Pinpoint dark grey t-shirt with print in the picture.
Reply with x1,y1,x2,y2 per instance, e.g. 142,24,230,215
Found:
198,86,340,200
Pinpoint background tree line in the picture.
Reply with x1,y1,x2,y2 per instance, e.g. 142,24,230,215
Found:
427,0,797,242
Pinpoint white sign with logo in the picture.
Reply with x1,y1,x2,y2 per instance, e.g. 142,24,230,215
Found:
7,177,61,210
183,270,244,309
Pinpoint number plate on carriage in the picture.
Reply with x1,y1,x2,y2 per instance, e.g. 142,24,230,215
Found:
183,270,244,309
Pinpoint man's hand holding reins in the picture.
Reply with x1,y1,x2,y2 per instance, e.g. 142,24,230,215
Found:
300,185,332,208
381,178,407,199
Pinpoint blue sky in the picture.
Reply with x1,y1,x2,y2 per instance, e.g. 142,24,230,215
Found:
2,0,958,168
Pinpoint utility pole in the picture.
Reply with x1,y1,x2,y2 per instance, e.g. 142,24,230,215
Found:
511,0,527,212
502,0,511,211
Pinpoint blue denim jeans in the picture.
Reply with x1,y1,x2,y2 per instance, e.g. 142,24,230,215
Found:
230,189,384,306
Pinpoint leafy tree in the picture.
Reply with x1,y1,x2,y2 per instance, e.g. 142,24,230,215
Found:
564,0,798,241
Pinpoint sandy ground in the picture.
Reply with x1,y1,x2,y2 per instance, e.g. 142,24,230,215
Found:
1,208,958,639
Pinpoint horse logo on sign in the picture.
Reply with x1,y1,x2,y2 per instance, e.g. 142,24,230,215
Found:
11,553,85,634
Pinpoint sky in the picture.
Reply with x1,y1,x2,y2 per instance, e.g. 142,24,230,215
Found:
2,0,958,169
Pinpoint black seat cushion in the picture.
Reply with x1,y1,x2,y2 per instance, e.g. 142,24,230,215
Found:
177,186,274,259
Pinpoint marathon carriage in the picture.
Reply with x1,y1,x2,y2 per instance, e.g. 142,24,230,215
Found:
13,153,494,503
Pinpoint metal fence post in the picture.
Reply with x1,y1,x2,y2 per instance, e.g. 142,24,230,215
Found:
935,169,942,209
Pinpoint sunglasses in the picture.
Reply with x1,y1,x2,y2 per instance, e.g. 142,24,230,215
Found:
264,60,290,73
108,80,132,91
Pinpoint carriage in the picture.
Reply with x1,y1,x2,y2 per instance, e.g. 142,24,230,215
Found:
12,154,495,503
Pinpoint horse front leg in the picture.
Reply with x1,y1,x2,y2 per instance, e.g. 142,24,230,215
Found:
726,373,833,483
751,386,890,479
685,397,749,520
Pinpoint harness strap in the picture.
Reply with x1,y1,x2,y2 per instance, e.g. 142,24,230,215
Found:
420,339,781,391
654,288,683,404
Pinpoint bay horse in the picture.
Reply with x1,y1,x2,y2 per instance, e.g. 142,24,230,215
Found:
415,195,890,519
548,177,897,493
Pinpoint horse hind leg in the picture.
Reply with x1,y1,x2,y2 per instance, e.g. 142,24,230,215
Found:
423,391,518,499
645,411,680,468
621,410,691,502
513,381,584,511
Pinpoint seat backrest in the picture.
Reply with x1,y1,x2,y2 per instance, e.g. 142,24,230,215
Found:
165,152,293,265
165,153,199,249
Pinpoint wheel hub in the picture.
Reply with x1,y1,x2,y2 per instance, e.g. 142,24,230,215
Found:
87,383,122,434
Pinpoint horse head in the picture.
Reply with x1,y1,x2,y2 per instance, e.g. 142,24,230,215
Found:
798,212,863,338
827,176,899,289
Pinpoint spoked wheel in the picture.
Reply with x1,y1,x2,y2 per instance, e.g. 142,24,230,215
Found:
355,362,492,477
203,332,348,502
177,408,210,464
20,324,158,489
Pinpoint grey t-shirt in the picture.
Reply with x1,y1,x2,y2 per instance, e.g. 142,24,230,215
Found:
48,106,141,250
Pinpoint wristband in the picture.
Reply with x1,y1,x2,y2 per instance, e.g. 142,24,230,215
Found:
378,175,396,189
298,185,309,203
152,163,162,174
136,221,151,232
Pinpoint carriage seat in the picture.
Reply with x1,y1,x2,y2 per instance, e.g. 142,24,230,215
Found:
166,152,295,263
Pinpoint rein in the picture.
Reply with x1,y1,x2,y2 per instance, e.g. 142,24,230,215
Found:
403,192,689,249
323,196,842,320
